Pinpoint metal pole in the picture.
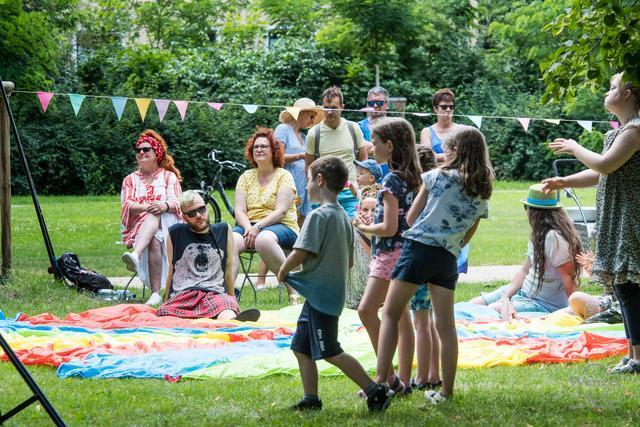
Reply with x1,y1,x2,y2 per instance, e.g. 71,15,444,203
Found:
0,76,61,279
0,81,13,277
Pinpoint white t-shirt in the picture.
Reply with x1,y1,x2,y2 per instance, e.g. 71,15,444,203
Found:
520,230,572,311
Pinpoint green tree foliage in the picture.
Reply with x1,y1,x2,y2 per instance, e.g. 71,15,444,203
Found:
541,0,640,103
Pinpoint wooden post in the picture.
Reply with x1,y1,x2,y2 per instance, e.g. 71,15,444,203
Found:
0,81,14,276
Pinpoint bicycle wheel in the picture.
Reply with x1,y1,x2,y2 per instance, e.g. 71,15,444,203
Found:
207,196,222,223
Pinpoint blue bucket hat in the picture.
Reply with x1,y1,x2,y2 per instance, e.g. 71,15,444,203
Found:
353,159,383,182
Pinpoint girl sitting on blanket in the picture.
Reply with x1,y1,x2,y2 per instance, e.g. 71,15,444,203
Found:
469,184,582,316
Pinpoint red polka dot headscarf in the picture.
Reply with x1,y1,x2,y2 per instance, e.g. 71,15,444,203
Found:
135,134,165,163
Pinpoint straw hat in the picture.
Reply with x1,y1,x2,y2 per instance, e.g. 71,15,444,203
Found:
279,98,324,126
521,184,562,209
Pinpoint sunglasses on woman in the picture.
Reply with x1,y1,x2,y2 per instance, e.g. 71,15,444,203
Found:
135,147,153,154
183,205,207,218
437,104,455,111
367,100,386,107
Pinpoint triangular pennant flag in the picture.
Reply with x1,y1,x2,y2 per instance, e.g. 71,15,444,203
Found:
544,119,561,125
577,120,592,132
173,101,189,121
286,107,301,121
207,102,223,111
517,118,530,132
135,98,151,121
154,99,170,122
37,92,54,113
242,104,259,114
610,121,620,129
467,115,482,129
68,94,86,116
111,96,128,121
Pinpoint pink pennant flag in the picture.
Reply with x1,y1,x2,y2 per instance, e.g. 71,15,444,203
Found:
154,99,170,122
37,92,54,113
207,102,223,111
610,121,619,129
173,101,189,121
517,118,530,132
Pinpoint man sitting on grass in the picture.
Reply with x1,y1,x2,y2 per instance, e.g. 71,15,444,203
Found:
156,191,259,322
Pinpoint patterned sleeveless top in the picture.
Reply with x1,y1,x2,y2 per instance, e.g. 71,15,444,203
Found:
592,116,640,286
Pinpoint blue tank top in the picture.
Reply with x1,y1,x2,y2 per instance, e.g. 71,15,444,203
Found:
428,125,445,154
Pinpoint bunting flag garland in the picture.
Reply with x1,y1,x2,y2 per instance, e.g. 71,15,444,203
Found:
37,92,54,113
21,90,615,134
173,101,189,121
135,98,151,121
577,120,593,132
517,117,530,132
468,115,483,129
68,94,86,116
285,107,300,121
154,99,170,122
242,104,259,114
111,96,127,121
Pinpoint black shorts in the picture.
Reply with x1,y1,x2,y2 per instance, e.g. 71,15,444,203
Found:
290,301,343,360
391,239,458,291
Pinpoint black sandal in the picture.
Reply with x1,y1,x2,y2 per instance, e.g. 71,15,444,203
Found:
427,381,443,389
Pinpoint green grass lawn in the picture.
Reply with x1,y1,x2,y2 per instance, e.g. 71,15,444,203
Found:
3,181,624,427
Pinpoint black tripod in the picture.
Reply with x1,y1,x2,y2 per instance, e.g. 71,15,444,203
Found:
0,332,65,425
0,78,65,424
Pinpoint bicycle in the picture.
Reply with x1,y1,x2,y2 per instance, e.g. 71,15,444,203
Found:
194,149,245,222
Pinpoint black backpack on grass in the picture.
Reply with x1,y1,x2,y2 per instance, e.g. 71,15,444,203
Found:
57,253,113,293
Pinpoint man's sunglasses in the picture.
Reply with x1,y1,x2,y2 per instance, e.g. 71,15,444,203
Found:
437,104,455,111
367,100,386,107
135,146,153,154
183,205,207,218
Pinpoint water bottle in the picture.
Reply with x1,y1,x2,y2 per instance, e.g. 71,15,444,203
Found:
96,289,136,301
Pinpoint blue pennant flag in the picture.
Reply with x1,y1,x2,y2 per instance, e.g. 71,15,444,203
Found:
69,94,86,116
111,97,128,120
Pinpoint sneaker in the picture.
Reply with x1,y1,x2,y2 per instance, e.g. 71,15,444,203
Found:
122,251,139,273
609,359,640,374
424,390,448,405
145,292,163,306
411,379,428,390
599,294,615,311
583,306,623,324
366,383,394,412
290,398,322,411
235,308,261,322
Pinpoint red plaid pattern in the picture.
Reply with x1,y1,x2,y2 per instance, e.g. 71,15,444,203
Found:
156,290,239,319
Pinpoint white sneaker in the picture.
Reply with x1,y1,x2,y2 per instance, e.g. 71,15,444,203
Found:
145,292,163,306
122,251,139,273
424,390,448,405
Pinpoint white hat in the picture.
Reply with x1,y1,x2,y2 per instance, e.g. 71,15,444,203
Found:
279,98,324,126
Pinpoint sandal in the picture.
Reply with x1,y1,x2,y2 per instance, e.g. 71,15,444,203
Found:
411,379,428,390
389,375,406,395
427,381,443,390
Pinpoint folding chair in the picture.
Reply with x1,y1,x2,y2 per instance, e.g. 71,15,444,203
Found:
237,249,290,304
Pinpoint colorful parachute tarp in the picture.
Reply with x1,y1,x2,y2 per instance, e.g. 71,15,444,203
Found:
0,303,627,379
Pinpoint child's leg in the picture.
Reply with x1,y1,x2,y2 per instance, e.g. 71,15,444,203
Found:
397,306,414,386
428,283,456,397
325,352,374,390
412,309,430,385
293,351,319,397
358,276,394,379
427,310,441,384
375,279,417,383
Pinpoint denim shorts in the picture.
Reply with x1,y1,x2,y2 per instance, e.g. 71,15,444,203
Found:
480,285,551,313
232,223,297,249
391,239,458,290
410,285,432,311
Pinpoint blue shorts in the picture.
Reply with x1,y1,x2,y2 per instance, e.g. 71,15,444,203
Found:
290,301,343,360
232,223,297,249
411,285,432,311
480,285,552,313
391,239,458,291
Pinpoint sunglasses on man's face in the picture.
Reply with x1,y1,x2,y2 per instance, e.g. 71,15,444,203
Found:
135,146,153,154
367,100,386,107
437,104,455,111
183,205,207,218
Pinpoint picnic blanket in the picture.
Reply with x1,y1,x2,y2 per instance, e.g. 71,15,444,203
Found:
0,303,627,380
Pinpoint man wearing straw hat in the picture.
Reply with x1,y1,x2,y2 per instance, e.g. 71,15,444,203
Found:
305,86,367,219
275,98,324,226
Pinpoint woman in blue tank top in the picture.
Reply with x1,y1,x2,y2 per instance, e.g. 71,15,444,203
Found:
419,88,460,163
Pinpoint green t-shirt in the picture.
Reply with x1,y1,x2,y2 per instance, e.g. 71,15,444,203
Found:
286,203,354,316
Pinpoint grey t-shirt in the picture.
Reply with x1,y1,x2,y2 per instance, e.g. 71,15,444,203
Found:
286,204,354,316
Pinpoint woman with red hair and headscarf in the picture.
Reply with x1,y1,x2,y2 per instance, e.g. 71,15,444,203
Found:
121,130,183,305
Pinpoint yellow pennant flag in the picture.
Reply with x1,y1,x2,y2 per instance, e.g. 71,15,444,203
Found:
135,98,152,121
